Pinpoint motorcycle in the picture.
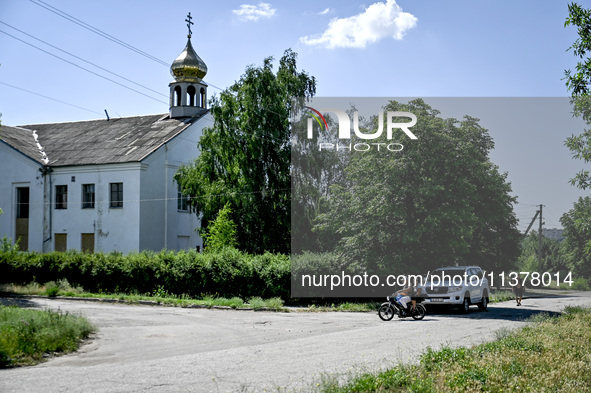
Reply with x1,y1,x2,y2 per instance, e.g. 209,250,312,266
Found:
378,295,426,321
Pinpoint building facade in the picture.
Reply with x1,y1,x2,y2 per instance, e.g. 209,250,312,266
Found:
0,32,210,253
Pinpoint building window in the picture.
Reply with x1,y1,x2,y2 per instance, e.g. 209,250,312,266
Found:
177,184,189,212
54,233,67,252
187,85,196,107
174,86,182,106
55,185,68,209
16,187,30,218
82,184,95,209
110,183,123,208
200,87,206,108
81,233,94,253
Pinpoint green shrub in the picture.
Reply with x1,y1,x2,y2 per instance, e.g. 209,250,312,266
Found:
571,277,591,291
202,203,238,252
490,290,514,303
0,349,9,368
264,297,285,310
248,297,265,309
0,248,290,300
0,306,96,367
46,286,60,298
218,297,245,308
291,252,345,297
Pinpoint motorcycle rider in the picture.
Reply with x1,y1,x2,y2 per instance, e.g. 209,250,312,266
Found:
395,284,422,314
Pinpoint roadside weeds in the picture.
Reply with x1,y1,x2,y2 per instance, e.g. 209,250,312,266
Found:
314,306,591,392
0,305,96,368
0,282,565,314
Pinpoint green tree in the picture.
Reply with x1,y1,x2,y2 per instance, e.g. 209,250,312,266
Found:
565,4,591,189
563,4,591,280
203,203,238,252
560,196,591,277
313,99,521,274
564,3,591,96
565,96,591,189
0,115,2,216
175,49,316,254
516,231,568,273
291,113,349,254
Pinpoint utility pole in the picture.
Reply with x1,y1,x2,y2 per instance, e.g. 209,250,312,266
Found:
538,204,544,272
524,210,540,237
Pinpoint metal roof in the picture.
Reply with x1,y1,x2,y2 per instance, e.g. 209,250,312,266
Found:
0,125,47,165
1,113,206,167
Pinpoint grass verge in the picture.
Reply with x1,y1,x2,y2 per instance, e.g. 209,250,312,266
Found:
317,306,591,392
0,282,287,311
0,282,518,314
489,290,515,303
305,302,380,312
0,306,96,368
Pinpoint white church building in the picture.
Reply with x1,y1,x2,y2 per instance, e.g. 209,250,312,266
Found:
0,29,211,253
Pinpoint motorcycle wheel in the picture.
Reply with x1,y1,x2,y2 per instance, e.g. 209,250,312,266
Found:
378,304,395,321
411,305,426,320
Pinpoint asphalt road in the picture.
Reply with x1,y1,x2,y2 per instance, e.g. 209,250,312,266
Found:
1,291,591,392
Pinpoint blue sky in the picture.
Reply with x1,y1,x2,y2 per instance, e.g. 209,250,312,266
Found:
0,0,590,230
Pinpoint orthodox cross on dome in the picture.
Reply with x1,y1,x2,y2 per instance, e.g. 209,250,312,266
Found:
185,12,194,38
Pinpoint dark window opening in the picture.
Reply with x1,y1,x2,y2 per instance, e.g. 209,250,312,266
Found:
174,86,182,106
55,185,68,209
16,187,30,218
82,184,95,209
187,85,196,107
110,183,123,208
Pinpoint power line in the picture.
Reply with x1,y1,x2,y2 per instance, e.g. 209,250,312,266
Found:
544,206,563,228
518,203,544,207
28,0,225,92
28,0,169,67
0,29,168,105
0,81,103,116
9,3,291,119
0,21,168,99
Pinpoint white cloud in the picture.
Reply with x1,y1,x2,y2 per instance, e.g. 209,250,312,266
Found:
233,3,276,22
318,8,331,15
300,0,417,49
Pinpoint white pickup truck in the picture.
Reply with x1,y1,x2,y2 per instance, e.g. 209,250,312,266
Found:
420,266,490,313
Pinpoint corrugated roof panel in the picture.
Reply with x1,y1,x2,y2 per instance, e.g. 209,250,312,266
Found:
3,112,207,167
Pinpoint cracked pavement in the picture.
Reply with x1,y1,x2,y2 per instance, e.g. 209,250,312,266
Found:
1,291,590,392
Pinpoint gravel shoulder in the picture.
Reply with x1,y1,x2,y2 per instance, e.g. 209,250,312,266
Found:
1,291,590,392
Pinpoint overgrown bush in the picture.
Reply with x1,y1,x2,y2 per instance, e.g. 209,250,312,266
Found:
570,277,591,291
0,306,96,367
291,252,348,297
0,248,290,300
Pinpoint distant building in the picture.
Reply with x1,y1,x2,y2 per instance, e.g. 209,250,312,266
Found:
542,228,565,241
0,32,210,253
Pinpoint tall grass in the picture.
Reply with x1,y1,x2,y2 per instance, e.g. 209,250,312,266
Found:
490,290,515,303
0,306,96,367
318,306,591,392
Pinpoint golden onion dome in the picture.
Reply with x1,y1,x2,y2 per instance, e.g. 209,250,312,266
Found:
171,37,207,81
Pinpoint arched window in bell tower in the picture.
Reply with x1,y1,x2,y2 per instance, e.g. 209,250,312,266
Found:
187,85,196,107
200,87,206,108
174,86,182,106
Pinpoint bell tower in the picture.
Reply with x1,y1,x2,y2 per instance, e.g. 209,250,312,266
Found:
169,13,208,118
